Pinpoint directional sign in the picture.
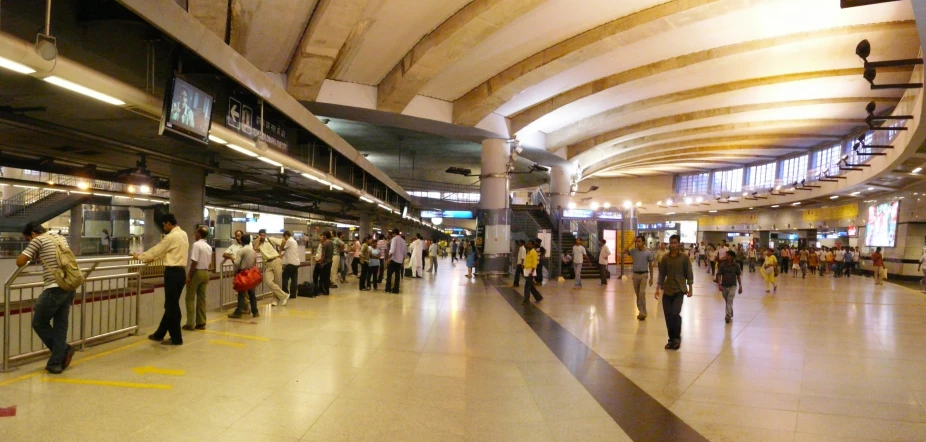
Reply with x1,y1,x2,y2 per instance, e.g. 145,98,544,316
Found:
227,97,241,130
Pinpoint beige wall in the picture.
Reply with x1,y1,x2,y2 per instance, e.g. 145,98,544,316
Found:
578,175,674,208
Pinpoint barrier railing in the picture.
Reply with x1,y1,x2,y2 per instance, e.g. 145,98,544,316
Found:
2,256,143,372
217,259,276,310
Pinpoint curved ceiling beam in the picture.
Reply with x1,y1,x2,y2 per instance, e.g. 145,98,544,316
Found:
581,119,864,176
549,67,912,150
377,0,546,113
509,21,915,133
288,0,373,101
567,96,897,158
595,144,812,173
610,156,762,170
451,0,741,126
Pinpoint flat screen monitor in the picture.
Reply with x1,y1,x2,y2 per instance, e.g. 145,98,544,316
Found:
246,214,285,234
160,76,213,144
865,201,899,247
678,221,698,244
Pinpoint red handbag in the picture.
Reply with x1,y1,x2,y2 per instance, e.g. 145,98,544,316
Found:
233,267,263,292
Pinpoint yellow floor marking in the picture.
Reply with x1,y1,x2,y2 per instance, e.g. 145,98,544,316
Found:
208,339,245,348
0,372,41,387
200,330,269,341
70,339,149,367
132,366,185,376
42,377,172,390
205,316,229,325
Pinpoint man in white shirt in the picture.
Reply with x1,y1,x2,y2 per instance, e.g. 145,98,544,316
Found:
428,240,439,273
572,238,589,289
833,247,846,277
409,234,424,278
184,226,212,331
598,239,612,286
222,230,244,267
133,213,188,345
513,240,526,288
255,228,288,306
280,231,301,298
351,238,362,277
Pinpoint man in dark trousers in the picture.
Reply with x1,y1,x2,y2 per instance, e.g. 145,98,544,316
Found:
386,228,407,293
133,213,189,346
655,234,693,350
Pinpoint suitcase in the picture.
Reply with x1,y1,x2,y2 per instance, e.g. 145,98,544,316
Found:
297,281,317,298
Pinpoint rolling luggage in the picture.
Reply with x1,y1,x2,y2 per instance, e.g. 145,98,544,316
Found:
297,281,317,298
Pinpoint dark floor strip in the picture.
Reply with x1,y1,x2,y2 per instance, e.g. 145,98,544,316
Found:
494,284,707,442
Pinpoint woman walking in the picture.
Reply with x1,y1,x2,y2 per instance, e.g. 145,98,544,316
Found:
465,241,479,278
228,234,259,318
359,236,371,291
760,248,778,293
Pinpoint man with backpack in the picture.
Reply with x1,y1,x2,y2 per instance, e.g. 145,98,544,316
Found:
17,221,81,373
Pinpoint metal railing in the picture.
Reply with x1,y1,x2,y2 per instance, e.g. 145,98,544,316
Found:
2,256,144,372
217,259,278,310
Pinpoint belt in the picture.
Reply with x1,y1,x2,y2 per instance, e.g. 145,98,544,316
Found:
165,266,184,270
633,271,649,274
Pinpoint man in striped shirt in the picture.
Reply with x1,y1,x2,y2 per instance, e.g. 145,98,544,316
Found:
17,221,78,374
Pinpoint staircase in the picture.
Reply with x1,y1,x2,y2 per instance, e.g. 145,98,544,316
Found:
511,204,562,278
0,188,94,232
558,231,605,279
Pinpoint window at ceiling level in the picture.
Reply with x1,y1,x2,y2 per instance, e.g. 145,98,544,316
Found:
746,162,777,190
780,155,808,185
711,168,743,194
813,144,842,174
675,172,709,195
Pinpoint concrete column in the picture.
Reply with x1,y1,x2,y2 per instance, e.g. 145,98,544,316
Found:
169,164,206,245
143,208,160,250
215,212,233,242
478,138,511,275
550,165,572,213
358,212,372,239
112,207,130,238
69,205,83,256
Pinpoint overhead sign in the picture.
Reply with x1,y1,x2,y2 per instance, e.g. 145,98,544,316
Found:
421,210,473,219
223,93,291,153
563,209,594,219
596,211,623,220
847,225,858,238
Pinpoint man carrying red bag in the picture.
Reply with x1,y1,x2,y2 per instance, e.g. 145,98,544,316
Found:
228,233,261,318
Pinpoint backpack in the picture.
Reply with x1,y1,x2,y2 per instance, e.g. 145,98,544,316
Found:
49,234,84,291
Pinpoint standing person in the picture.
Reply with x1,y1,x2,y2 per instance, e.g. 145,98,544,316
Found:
312,239,323,290
697,242,707,268
254,229,288,306
779,246,791,276
222,230,244,268
655,234,693,350
377,233,388,283
747,245,758,273
465,241,479,278
351,237,362,277
409,234,424,278
338,232,350,283
799,247,810,278
451,240,459,263
428,240,439,274
872,247,884,286
626,235,654,320
655,242,669,266
513,240,526,288
133,213,188,346
101,229,111,254
535,241,546,284
368,239,381,291
280,231,300,299
760,248,778,293
807,247,818,276
183,226,211,331
386,229,407,293
359,236,371,291
833,246,845,278
824,248,834,276
715,250,742,324
330,231,344,286
917,249,926,292
572,238,589,289
16,222,79,373
735,244,746,271
228,234,259,318
598,238,612,286
843,248,854,278
522,240,544,304
318,232,333,295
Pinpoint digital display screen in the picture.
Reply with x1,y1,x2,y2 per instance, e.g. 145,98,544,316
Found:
420,210,473,219
161,77,213,144
563,209,594,219
678,221,698,244
865,201,899,247
246,214,285,234
847,225,858,238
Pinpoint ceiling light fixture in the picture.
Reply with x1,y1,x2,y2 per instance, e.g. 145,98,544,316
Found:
850,191,861,196
603,202,611,209
830,195,839,199
207,134,228,145
771,205,780,208
227,144,259,157
792,202,801,206
257,156,282,167
709,210,718,213
44,76,125,105
913,167,923,174
360,196,374,203
0,56,36,74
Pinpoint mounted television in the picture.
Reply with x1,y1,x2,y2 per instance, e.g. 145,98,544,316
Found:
246,214,284,234
865,201,899,247
678,220,698,244
159,75,214,144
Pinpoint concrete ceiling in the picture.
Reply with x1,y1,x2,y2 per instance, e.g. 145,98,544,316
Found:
186,0,921,179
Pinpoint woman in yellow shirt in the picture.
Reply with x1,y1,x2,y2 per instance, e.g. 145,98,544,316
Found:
760,248,778,293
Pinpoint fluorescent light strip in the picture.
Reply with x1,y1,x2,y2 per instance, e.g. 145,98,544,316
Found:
360,196,374,203
0,56,36,74
227,144,259,157
13,185,38,189
208,134,228,145
93,193,113,197
317,179,332,186
331,184,344,191
258,156,283,167
71,191,91,195
300,173,319,181
44,76,125,105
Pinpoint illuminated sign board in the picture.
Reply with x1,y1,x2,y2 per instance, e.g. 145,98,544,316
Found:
420,210,474,219
596,211,623,220
563,209,594,219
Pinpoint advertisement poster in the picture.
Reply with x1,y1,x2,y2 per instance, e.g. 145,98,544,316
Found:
865,201,899,247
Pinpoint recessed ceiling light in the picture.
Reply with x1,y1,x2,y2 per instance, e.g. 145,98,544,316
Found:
709,210,717,213
792,202,801,206
868,187,874,190
830,195,839,199
771,205,780,208
850,192,860,196
913,167,922,174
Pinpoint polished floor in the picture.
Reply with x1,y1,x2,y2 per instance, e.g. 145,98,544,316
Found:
0,259,925,441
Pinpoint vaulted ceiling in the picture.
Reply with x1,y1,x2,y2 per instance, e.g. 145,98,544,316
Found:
190,0,921,180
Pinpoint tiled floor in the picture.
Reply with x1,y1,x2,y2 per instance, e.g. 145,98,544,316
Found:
1,259,924,441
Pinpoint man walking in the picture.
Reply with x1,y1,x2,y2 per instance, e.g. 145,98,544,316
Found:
625,235,654,320
655,234,693,350
133,213,188,346
451,239,459,263
522,240,544,304
598,238,612,286
255,229,288,306
183,226,211,331
513,240,526,288
17,221,79,373
386,229,407,293
572,238,589,289
715,250,742,324
280,230,300,299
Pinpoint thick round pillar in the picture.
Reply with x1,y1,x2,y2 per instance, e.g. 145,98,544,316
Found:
143,208,160,250
358,212,372,239
169,164,206,245
478,138,511,276
69,205,83,256
550,165,572,212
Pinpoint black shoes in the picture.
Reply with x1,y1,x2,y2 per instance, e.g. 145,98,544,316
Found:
664,340,681,350
228,311,243,319
46,365,63,374
62,345,76,370
194,324,206,330
147,334,162,342
725,316,731,324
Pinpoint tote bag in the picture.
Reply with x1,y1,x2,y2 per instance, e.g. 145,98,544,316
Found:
233,267,263,292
